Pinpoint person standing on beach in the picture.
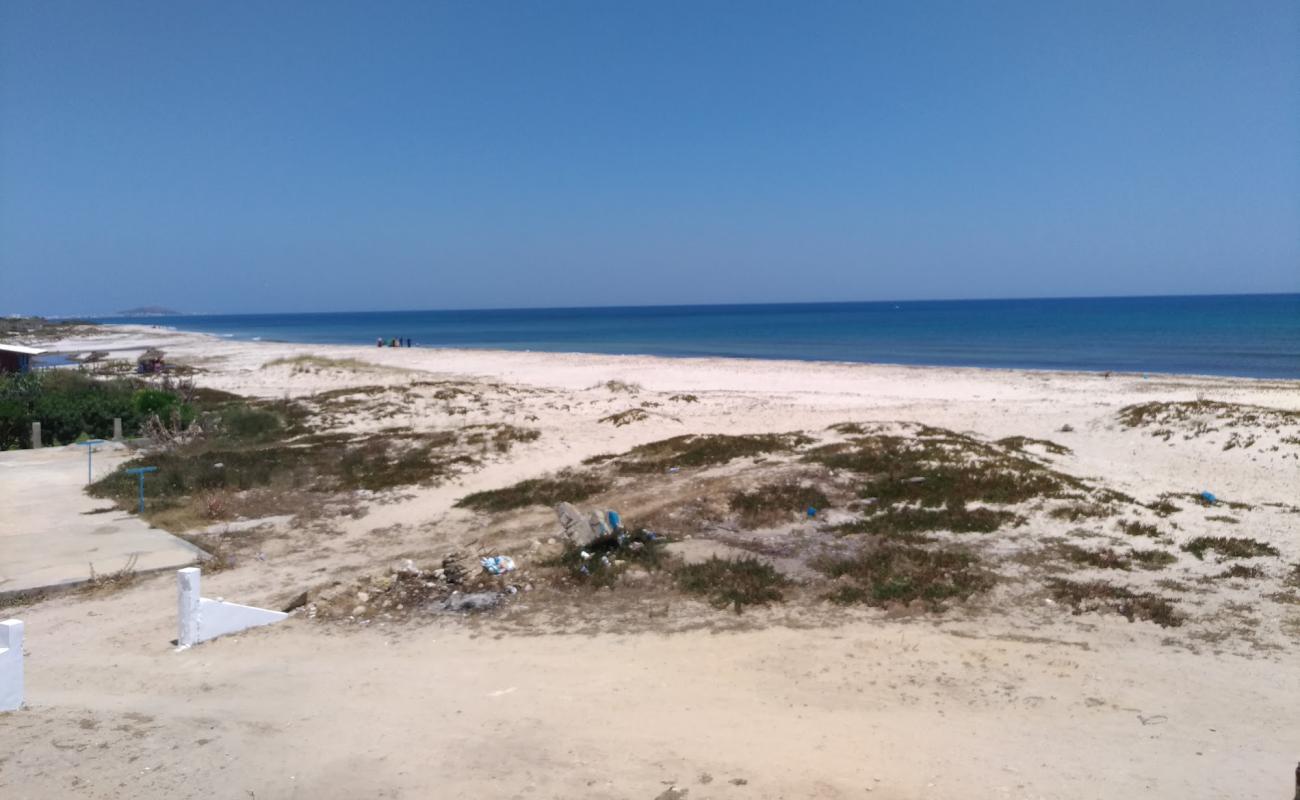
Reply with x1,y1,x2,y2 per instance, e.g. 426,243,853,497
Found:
376,337,383,347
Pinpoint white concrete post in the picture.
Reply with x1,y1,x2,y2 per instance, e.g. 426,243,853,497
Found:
112,418,123,440
31,422,41,449
177,568,201,648
0,619,24,712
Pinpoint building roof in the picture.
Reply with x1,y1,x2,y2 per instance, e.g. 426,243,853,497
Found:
0,343,45,355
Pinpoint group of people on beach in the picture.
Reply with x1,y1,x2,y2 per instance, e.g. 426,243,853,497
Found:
377,337,412,348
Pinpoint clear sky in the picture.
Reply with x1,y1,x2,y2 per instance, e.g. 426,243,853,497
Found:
2,0,1297,316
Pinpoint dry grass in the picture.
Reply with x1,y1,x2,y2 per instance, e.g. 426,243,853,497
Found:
728,481,830,526
455,470,610,512
263,354,382,373
996,436,1072,456
814,543,994,609
1049,502,1116,522
612,433,811,474
1181,536,1279,561
1118,519,1162,539
599,408,650,427
838,506,1020,536
1046,579,1182,627
80,555,140,596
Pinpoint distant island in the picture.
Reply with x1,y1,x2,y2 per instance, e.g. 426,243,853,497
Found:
115,306,181,317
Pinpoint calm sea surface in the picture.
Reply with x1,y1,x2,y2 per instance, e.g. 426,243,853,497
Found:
99,294,1300,379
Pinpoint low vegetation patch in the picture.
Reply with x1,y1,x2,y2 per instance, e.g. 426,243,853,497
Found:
1129,548,1178,570
1181,536,1279,561
1147,497,1180,516
455,470,609,512
599,408,650,426
1046,579,1182,627
0,370,199,449
612,433,810,474
675,556,789,613
728,481,830,525
263,354,378,373
1058,544,1131,571
1215,564,1266,581
861,466,1069,508
839,506,1020,536
1118,400,1300,435
598,380,642,394
814,543,993,609
996,436,1071,456
1119,519,1161,539
462,424,541,452
1049,503,1116,522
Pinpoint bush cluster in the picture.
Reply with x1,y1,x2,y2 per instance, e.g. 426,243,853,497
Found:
0,371,190,449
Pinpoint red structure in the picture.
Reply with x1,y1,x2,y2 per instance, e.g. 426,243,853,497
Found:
0,344,43,374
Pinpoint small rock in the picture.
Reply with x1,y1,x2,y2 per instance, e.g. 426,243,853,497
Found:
393,559,420,576
441,592,502,614
356,591,370,603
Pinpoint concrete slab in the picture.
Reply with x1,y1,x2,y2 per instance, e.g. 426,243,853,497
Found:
0,443,203,596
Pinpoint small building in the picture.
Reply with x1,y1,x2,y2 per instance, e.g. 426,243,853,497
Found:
137,348,166,374
0,343,44,374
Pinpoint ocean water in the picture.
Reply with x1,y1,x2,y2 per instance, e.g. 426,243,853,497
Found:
99,294,1300,379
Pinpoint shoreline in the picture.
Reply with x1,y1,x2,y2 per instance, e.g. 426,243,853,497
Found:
40,321,1300,391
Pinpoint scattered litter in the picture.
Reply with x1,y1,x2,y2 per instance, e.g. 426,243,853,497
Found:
588,510,613,537
580,550,593,560
480,555,516,575
806,507,817,518
904,476,927,484
667,467,681,474
1200,491,1217,505
555,502,600,545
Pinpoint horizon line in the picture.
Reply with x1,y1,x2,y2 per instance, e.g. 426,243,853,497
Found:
62,289,1300,320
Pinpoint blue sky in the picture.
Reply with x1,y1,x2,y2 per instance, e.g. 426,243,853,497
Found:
2,0,1297,315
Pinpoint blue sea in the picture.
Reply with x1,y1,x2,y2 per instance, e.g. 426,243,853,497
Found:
98,294,1300,380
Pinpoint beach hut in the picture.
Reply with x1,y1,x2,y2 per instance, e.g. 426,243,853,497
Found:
137,348,166,374
0,343,43,374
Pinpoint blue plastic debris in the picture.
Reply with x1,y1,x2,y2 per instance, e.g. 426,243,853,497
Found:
480,555,517,575
806,507,817,518
1200,491,1217,505
607,510,621,530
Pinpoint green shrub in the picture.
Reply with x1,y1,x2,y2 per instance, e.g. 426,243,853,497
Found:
676,556,789,613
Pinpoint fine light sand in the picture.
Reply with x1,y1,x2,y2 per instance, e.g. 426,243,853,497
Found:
2,325,1298,799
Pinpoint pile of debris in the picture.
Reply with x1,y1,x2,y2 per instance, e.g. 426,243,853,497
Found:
303,553,532,624
552,502,665,586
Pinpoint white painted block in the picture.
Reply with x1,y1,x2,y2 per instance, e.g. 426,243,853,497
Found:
177,567,201,648
0,619,24,712
176,568,287,648
197,599,287,641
